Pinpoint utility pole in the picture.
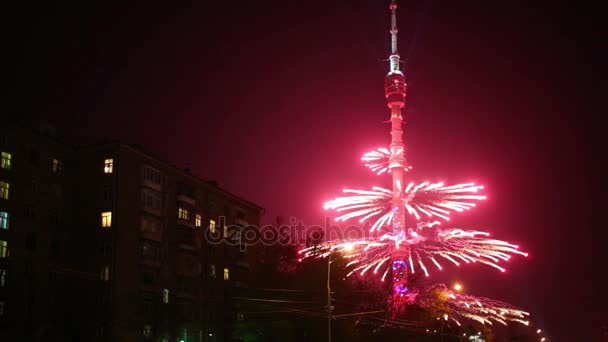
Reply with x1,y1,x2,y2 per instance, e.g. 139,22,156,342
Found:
327,253,332,342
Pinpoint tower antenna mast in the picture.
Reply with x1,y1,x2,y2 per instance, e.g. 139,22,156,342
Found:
385,0,410,310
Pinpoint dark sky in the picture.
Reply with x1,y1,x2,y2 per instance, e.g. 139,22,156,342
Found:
12,0,600,340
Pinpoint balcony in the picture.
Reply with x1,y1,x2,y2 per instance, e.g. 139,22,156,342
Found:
177,194,195,206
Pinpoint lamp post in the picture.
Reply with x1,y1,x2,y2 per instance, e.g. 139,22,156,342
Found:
327,253,332,342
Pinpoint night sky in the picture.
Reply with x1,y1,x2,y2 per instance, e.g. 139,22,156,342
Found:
12,0,600,340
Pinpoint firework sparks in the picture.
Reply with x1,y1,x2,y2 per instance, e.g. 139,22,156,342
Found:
361,147,412,175
324,182,486,230
297,227,527,279
416,284,530,326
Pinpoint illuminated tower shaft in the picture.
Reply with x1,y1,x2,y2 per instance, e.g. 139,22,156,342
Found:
385,0,409,301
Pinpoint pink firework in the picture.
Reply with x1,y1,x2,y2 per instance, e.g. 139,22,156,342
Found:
324,182,486,230
298,227,527,280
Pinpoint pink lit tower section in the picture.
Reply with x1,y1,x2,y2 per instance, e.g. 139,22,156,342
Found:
385,0,410,304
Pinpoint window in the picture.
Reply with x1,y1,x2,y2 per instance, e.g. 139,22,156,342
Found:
142,270,156,285
25,233,36,251
162,288,169,304
195,214,202,227
29,149,39,166
24,205,35,219
143,166,162,185
101,211,112,228
141,189,162,211
0,181,9,199
140,215,162,233
50,211,60,225
100,266,110,282
141,241,159,260
104,158,113,174
52,158,63,174
0,211,8,230
102,184,112,201
0,240,8,258
0,152,11,170
178,207,190,221
223,225,228,238
0,268,6,287
210,264,216,279
143,325,152,338
209,219,216,233
223,268,230,280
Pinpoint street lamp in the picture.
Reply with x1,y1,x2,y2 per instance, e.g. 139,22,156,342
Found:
453,283,463,292
327,253,333,342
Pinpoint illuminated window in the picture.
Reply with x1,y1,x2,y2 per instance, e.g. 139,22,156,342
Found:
195,214,202,227
0,152,11,170
104,158,113,173
52,158,63,174
223,225,228,238
178,207,190,221
0,181,9,200
223,268,230,280
0,268,6,287
101,211,112,227
100,266,110,282
209,219,216,233
0,240,8,258
162,288,169,303
210,264,216,279
0,211,8,230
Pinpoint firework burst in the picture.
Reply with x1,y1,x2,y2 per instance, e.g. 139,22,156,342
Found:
297,227,527,279
362,147,412,175
324,182,486,230
416,284,530,326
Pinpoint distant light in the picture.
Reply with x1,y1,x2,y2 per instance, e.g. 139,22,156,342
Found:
209,333,213,336
453,283,463,291
540,338,546,342
343,243,354,251
537,329,542,334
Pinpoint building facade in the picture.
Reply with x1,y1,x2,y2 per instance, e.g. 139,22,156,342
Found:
0,123,263,341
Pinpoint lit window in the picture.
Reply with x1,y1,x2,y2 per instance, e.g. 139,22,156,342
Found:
0,240,8,258
0,152,11,170
195,214,202,227
223,268,230,280
209,219,216,233
104,158,114,173
162,288,170,303
210,264,216,279
100,266,110,282
52,158,63,174
0,268,6,287
101,211,112,227
0,211,8,230
178,207,190,221
0,181,9,200
223,225,228,238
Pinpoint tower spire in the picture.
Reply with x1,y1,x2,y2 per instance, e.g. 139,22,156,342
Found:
389,0,400,72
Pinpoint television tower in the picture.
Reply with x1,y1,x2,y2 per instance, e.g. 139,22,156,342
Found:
385,0,410,306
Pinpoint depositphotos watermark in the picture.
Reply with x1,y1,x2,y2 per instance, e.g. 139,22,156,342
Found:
202,216,375,251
